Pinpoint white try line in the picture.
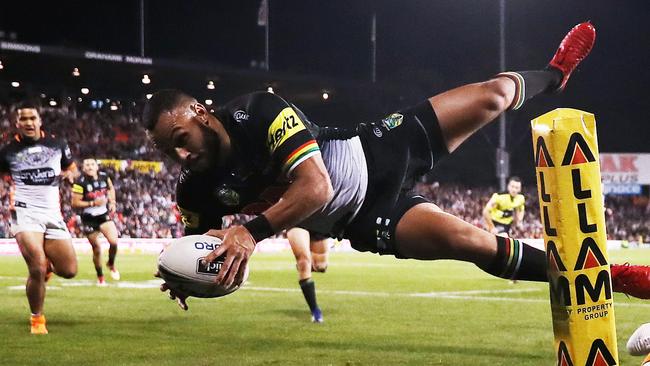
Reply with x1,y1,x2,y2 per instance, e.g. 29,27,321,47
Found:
4,280,650,309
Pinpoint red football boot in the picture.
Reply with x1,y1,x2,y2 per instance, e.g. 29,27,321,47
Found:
611,263,650,299
548,22,596,91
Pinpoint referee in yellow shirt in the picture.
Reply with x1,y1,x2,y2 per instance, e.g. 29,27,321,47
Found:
483,176,525,237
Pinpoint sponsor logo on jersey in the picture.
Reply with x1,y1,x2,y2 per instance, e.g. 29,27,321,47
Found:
233,110,249,122
267,107,306,153
373,127,383,137
215,186,240,207
381,113,403,130
16,168,57,185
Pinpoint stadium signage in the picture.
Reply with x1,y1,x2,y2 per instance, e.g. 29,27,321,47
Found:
532,109,618,365
601,153,650,185
84,51,153,65
0,41,41,53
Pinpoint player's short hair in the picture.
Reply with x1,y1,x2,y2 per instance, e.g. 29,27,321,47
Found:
15,100,41,114
142,89,195,131
507,176,522,184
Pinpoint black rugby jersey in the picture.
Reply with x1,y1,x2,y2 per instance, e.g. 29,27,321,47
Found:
0,133,73,209
176,91,321,233
72,172,111,216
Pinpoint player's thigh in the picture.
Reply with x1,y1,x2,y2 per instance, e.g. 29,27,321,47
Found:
86,231,102,249
15,232,47,272
287,228,311,261
44,238,77,277
395,202,496,265
99,220,119,244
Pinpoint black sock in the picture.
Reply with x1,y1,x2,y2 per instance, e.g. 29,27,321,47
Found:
96,266,103,278
299,278,319,312
107,245,117,267
497,69,563,110
480,235,547,282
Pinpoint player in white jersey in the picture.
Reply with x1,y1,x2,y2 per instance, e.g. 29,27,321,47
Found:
0,102,78,334
71,159,120,285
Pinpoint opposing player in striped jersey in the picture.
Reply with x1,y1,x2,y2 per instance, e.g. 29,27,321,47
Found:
0,102,78,334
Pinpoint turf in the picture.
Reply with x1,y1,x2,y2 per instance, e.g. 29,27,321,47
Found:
1,248,649,365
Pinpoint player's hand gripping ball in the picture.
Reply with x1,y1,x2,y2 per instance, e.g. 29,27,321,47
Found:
158,235,249,298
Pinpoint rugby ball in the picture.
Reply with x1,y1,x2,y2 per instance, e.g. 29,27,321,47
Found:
157,235,249,298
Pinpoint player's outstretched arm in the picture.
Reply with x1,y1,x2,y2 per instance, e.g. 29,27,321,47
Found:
204,156,333,288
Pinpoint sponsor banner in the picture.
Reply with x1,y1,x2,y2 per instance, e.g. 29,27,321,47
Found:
96,159,163,173
603,183,642,195
0,238,353,256
600,153,650,185
531,109,618,365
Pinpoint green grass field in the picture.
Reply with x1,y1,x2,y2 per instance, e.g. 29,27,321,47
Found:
1,249,649,365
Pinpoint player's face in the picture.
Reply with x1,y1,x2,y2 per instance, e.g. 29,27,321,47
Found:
151,103,221,172
15,108,42,140
82,159,99,176
507,180,522,196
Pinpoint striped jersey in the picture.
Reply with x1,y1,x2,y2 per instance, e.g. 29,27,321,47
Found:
0,133,73,210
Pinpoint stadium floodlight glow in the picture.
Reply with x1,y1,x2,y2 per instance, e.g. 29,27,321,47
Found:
141,74,151,84
11,81,19,88
40,93,46,98
49,100,57,107
205,99,213,106
81,87,90,95
267,86,274,93
322,92,329,100
0,60,3,70
77,97,83,102
207,80,215,90
72,67,80,77
145,93,153,100
110,104,118,111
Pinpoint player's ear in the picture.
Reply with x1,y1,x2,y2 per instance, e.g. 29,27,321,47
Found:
194,103,209,125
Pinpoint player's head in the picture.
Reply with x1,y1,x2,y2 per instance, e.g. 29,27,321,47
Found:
15,101,42,140
82,158,99,177
143,89,229,172
506,176,522,196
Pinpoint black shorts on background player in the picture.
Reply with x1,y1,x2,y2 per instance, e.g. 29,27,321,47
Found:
80,213,110,234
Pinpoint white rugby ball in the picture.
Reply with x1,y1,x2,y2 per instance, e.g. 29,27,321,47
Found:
158,235,249,298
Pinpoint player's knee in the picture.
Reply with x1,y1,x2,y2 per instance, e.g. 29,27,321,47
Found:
56,264,77,279
28,263,47,279
312,261,328,273
296,257,311,272
481,79,511,112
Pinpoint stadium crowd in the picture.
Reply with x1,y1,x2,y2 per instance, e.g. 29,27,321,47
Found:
0,104,648,242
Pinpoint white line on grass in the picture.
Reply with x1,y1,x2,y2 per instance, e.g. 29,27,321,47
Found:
5,281,650,309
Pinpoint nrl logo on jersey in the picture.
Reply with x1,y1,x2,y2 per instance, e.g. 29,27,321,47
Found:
233,110,249,122
381,113,403,130
215,186,240,207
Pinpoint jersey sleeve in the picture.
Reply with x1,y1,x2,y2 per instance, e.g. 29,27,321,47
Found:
59,139,74,169
72,178,84,195
516,195,526,210
258,93,320,176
